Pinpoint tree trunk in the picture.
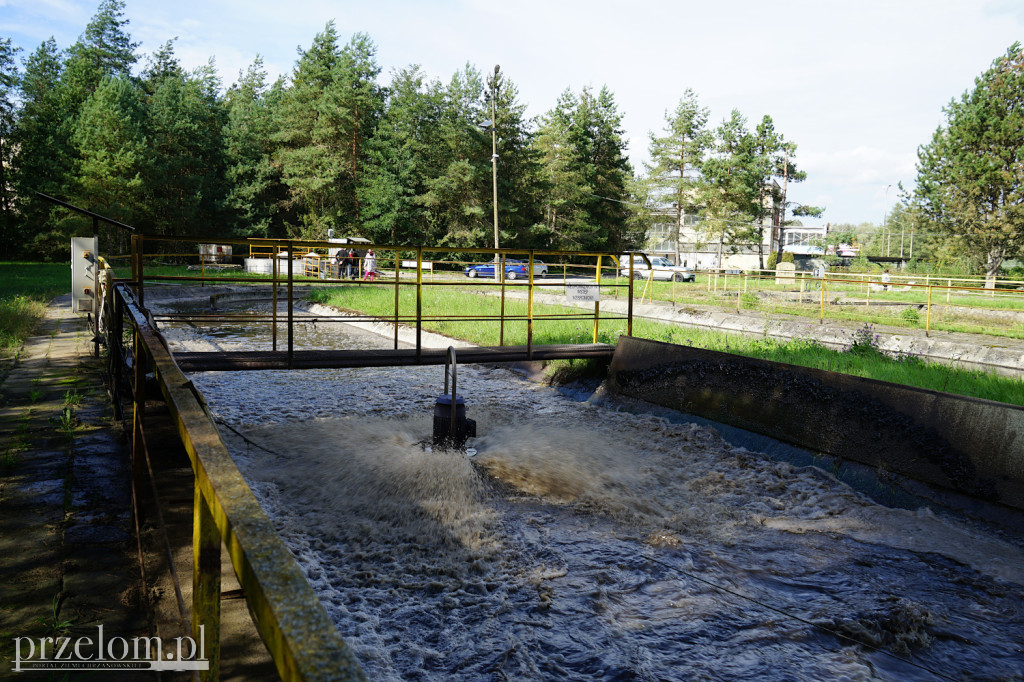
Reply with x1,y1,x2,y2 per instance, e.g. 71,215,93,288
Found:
775,147,789,263
351,103,360,226
986,246,1004,289
674,189,682,265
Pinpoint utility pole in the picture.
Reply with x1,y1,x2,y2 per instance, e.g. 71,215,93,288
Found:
490,65,500,281
883,184,892,257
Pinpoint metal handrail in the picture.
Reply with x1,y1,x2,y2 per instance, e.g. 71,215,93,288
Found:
109,281,366,681
130,236,637,355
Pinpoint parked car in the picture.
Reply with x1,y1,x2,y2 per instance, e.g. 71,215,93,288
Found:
464,259,547,279
620,256,695,282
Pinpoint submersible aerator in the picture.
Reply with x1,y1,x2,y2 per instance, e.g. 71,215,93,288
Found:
432,347,476,451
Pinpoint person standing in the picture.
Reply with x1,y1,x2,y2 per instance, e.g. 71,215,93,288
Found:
343,248,356,279
362,249,377,281
881,269,891,291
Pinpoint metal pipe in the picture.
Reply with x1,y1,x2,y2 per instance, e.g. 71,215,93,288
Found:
445,346,458,440
287,244,293,370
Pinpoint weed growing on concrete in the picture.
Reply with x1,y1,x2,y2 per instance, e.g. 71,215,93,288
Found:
848,324,884,357
56,406,76,438
28,389,42,403
63,390,83,408
0,449,17,473
35,594,73,636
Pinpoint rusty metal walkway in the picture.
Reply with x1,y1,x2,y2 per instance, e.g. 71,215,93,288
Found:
173,343,615,372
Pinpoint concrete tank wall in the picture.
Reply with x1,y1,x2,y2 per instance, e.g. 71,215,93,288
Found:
607,335,1024,511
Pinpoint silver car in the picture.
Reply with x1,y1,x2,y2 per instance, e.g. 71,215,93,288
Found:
620,256,695,282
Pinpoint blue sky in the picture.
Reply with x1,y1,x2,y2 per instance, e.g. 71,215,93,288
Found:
3,0,1023,226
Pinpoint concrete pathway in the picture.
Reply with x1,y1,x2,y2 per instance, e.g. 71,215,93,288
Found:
0,296,151,678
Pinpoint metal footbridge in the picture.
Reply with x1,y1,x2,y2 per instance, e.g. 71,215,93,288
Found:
173,343,615,372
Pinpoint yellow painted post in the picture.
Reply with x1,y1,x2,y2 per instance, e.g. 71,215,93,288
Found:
593,255,602,343
528,250,535,359
820,276,826,324
132,331,146,509
286,243,294,370
394,250,400,350
499,253,506,347
133,234,145,308
193,486,221,682
272,245,278,352
866,280,871,308
416,247,422,362
926,285,933,336
627,256,634,336
947,279,952,305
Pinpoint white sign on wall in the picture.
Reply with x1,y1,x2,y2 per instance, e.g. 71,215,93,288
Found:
565,284,600,303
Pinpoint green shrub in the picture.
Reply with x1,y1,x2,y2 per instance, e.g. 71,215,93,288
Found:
901,307,920,325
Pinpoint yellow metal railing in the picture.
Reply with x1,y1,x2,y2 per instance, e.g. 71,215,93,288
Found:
100,254,367,681
127,236,640,357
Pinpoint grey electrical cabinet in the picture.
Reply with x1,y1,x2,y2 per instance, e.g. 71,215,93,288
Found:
71,236,98,314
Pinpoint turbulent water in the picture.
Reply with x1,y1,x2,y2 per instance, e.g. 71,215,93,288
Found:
155,296,1024,681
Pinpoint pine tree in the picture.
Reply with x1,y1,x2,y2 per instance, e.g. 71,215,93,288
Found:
60,0,139,113
146,49,227,238
915,42,1024,285
645,89,711,264
0,38,21,252
484,67,545,249
274,21,351,238
571,86,634,252
71,76,148,255
360,66,440,244
11,38,72,256
417,65,488,248
534,86,635,252
333,33,383,227
699,110,757,268
223,57,285,238
534,90,592,250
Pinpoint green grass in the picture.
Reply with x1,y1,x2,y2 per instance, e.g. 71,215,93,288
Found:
310,283,1024,406
0,263,71,356
616,274,1024,340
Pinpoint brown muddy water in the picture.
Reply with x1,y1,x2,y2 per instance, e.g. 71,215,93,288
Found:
154,298,1024,681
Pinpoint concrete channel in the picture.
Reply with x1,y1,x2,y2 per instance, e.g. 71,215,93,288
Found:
150,285,1024,679
8,283,1022,678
